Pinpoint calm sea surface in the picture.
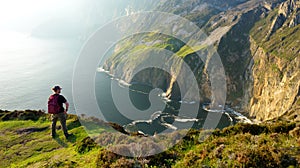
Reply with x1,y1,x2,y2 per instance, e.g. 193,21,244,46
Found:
0,31,232,134
0,31,80,111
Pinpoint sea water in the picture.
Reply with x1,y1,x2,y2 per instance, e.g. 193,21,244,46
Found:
0,31,80,111
0,31,232,135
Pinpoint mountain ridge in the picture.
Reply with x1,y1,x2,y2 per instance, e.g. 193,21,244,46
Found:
102,0,300,121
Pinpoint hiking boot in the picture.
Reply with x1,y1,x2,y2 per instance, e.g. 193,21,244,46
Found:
65,133,73,139
51,133,58,138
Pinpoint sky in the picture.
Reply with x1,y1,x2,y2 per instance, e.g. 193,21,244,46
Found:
0,0,157,111
0,0,80,31
0,0,122,36
0,0,156,36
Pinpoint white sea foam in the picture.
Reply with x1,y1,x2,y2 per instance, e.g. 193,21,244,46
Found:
118,79,131,87
226,108,253,124
175,118,199,122
97,67,109,73
150,111,163,120
161,123,177,130
179,100,198,104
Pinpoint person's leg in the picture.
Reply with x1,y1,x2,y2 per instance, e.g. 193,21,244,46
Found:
58,113,69,137
51,114,58,137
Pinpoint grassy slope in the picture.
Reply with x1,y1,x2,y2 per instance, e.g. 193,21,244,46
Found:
250,9,300,61
0,110,299,167
0,111,100,168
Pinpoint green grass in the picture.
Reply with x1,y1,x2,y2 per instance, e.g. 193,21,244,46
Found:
0,111,101,168
1,110,299,167
250,8,300,61
250,9,279,44
173,132,298,167
92,122,300,167
176,45,207,58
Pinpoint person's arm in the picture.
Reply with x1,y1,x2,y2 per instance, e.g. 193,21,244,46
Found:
65,102,69,113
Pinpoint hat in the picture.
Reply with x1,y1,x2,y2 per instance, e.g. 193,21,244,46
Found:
52,85,62,91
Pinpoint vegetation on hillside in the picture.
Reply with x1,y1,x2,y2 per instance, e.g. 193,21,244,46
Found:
250,8,300,61
0,110,299,167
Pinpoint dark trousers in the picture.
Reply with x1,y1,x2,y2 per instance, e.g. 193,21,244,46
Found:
51,113,68,136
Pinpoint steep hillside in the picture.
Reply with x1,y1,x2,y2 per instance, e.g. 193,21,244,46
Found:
1,110,299,167
102,0,258,103
245,0,300,121
101,0,300,121
0,110,300,168
0,110,99,167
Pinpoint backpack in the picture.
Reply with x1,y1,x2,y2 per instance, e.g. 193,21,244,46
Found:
48,94,61,114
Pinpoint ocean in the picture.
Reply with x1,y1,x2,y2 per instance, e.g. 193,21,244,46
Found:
0,31,80,111
0,31,233,135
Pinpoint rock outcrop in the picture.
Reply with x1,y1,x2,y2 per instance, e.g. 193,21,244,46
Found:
246,0,300,121
102,0,300,121
289,10,300,27
268,0,300,37
248,39,300,121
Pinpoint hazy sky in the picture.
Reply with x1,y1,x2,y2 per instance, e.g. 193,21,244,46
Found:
0,0,156,35
0,0,118,33
0,0,80,31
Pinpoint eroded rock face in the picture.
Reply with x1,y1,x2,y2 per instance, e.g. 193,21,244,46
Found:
268,0,300,36
289,10,300,27
103,0,300,121
245,0,300,121
248,40,300,121
269,13,286,35
279,0,296,17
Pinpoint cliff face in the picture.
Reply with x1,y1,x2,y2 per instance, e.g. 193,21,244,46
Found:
102,0,300,121
248,39,300,121
246,0,300,121
103,34,212,102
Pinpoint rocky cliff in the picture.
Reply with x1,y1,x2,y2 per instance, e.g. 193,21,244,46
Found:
247,0,300,121
101,0,300,121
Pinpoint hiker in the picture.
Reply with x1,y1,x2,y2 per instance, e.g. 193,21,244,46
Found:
48,86,72,139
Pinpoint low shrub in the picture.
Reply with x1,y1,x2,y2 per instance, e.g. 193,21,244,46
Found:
75,137,98,154
0,110,46,121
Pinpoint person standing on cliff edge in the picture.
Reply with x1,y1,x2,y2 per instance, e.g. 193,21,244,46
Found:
48,85,72,139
